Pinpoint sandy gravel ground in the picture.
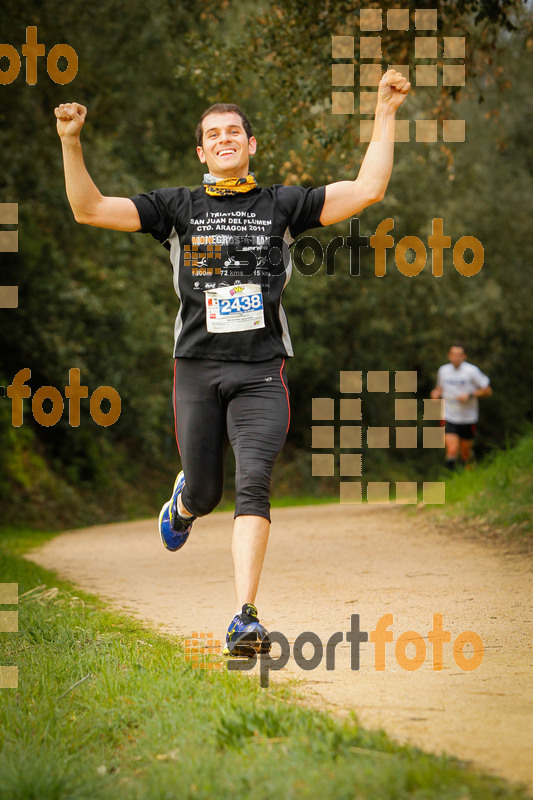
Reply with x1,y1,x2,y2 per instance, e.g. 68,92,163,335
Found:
28,504,533,791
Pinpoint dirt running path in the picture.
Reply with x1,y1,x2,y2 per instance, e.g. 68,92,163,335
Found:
28,505,533,790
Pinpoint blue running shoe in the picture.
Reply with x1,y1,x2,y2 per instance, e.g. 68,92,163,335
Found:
223,603,271,656
159,471,195,552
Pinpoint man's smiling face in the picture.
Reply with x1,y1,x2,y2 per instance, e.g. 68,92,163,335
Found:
197,111,257,179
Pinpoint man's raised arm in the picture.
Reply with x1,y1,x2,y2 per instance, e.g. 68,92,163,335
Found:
55,102,141,231
319,69,410,226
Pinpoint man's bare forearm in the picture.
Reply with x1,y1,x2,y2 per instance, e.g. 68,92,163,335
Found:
60,136,104,223
353,67,410,203
319,103,397,225
473,386,492,398
319,69,410,225
55,102,140,231
355,102,397,203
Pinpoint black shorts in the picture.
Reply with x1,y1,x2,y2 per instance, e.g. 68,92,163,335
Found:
173,356,290,522
444,421,476,440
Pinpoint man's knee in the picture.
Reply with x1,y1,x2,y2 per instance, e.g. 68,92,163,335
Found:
235,498,271,521
235,469,271,519
239,468,271,501
181,484,223,517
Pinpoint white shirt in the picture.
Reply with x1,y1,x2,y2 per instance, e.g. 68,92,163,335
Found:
437,361,490,424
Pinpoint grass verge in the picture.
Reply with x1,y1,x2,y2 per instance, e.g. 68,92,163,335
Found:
435,430,533,537
1,528,531,800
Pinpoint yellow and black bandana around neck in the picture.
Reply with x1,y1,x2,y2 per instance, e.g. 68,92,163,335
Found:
202,172,258,196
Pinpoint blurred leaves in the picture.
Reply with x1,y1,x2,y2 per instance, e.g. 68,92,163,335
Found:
179,0,528,183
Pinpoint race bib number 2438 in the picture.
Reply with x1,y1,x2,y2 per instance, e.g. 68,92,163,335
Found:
205,283,265,333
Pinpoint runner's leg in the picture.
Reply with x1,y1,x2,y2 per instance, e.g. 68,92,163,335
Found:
231,515,270,612
174,358,228,517
445,432,460,470
225,358,290,610
460,435,474,468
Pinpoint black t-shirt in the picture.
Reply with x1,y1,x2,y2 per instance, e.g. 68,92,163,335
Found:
130,184,325,361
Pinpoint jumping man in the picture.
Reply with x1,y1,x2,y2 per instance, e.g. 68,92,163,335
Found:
55,68,410,655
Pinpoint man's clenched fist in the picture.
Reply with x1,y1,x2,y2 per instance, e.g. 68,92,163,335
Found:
378,69,411,112
55,102,87,139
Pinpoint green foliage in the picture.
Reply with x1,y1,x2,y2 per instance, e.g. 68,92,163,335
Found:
180,0,526,182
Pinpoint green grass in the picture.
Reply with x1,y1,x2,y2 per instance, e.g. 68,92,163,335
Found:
1,529,531,799
437,431,533,535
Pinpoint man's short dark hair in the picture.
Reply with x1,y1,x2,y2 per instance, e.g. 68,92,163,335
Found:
196,103,253,148
450,341,467,354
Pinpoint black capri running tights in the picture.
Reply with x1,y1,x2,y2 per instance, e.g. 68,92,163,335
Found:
173,357,290,522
